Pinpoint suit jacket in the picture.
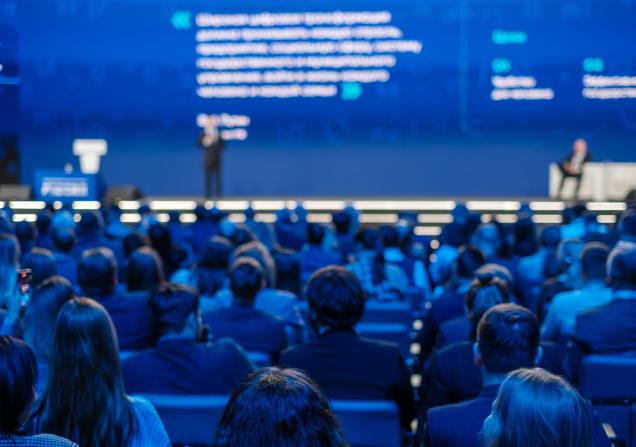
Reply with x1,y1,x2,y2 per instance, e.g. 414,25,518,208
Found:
53,252,78,285
425,340,563,409
280,330,415,428
419,289,467,358
122,336,254,394
438,316,471,348
198,131,225,170
91,291,157,351
202,303,288,360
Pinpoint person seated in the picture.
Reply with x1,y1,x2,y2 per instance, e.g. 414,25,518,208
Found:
22,247,57,289
122,283,254,394
148,223,189,279
51,227,78,285
212,367,346,447
126,247,165,294
541,242,611,344
202,258,288,361
34,210,55,251
0,336,76,446
482,368,595,447
557,138,591,199
78,248,156,351
71,211,122,263
418,245,486,359
15,221,35,264
32,298,170,446
569,243,636,382
22,276,75,394
280,266,415,428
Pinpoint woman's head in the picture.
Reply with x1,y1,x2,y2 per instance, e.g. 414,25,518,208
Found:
482,368,594,447
466,273,509,336
0,336,37,434
213,367,346,447
38,297,136,446
23,276,75,362
126,246,165,293
196,237,233,296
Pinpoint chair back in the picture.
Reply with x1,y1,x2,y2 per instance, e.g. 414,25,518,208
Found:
331,399,402,447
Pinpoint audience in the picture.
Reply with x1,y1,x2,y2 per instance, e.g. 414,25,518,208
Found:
281,266,415,428
22,247,57,289
212,367,346,447
203,258,288,361
481,368,595,447
126,247,165,293
122,283,254,394
51,227,78,285
0,336,76,446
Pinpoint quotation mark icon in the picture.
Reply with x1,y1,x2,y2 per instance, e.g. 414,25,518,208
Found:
172,11,192,30
341,82,362,101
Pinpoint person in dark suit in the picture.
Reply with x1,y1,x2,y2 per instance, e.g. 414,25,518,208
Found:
202,258,288,361
198,117,225,199
280,266,415,429
122,283,254,394
418,246,486,359
568,243,636,383
558,138,591,199
78,247,157,351
299,223,343,285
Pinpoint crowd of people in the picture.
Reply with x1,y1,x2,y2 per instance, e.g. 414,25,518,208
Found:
0,200,634,446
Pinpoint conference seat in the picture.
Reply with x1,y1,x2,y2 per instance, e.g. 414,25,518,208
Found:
136,394,229,447
246,350,272,367
579,354,636,446
631,404,636,447
330,400,402,447
357,322,413,357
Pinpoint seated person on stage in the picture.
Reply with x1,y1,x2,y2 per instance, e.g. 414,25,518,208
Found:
202,258,288,361
569,243,636,382
299,223,343,285
78,247,156,351
0,336,77,447
122,283,254,394
541,242,611,344
212,367,346,447
418,245,487,359
557,138,591,199
280,266,415,429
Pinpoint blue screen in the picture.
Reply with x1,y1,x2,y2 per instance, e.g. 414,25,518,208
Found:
11,0,636,196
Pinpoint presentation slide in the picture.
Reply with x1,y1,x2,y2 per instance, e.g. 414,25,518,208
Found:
10,0,636,196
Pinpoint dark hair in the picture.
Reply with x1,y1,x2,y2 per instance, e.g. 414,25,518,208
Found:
0,233,19,299
149,283,199,335
22,247,57,288
52,227,76,253
618,206,636,239
126,247,165,293
477,304,539,373
355,228,381,251
78,248,117,297
580,242,609,281
513,217,539,257
306,266,365,332
36,210,53,234
608,243,636,288
23,276,75,362
332,211,351,234
123,232,149,259
456,245,487,279
234,241,276,287
307,223,326,246
196,237,233,296
483,368,594,447
15,221,35,243
379,225,400,248
36,298,137,446
0,336,37,434
229,258,264,304
77,211,103,235
540,226,561,248
148,223,172,263
466,274,509,338
212,367,346,447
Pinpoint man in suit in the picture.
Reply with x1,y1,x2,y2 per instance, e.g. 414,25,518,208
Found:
78,247,156,351
202,258,288,361
298,223,343,285
558,138,591,199
569,243,636,382
122,283,254,394
280,266,415,429
198,116,225,199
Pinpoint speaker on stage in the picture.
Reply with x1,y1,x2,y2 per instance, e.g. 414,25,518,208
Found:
106,185,143,202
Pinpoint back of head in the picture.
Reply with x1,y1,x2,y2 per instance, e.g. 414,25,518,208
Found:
513,217,538,256
123,232,148,258
466,273,509,334
618,205,636,241
213,367,345,447
0,336,37,434
355,228,381,251
234,241,276,287
52,227,76,253
557,239,585,268
23,276,75,362
0,233,19,298
307,223,326,246
78,247,117,297
39,297,135,446
78,211,103,236
456,245,487,280
306,266,365,332
608,243,636,289
126,247,165,293
483,368,594,447
229,258,264,305
471,223,502,257
477,304,539,374
36,210,53,234
379,225,399,248
149,283,199,336
22,247,57,288
15,221,35,242
580,242,609,282
196,237,233,296
332,211,351,234
540,225,561,249
148,223,172,258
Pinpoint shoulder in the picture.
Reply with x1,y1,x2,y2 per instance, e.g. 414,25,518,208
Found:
356,335,403,358
130,395,162,421
1,433,78,447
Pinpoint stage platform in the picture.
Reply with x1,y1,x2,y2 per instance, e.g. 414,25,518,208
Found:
2,197,627,238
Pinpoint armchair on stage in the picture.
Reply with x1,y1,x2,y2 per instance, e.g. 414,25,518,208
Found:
549,162,636,201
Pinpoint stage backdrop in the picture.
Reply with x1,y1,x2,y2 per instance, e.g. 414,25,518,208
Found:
12,0,636,197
